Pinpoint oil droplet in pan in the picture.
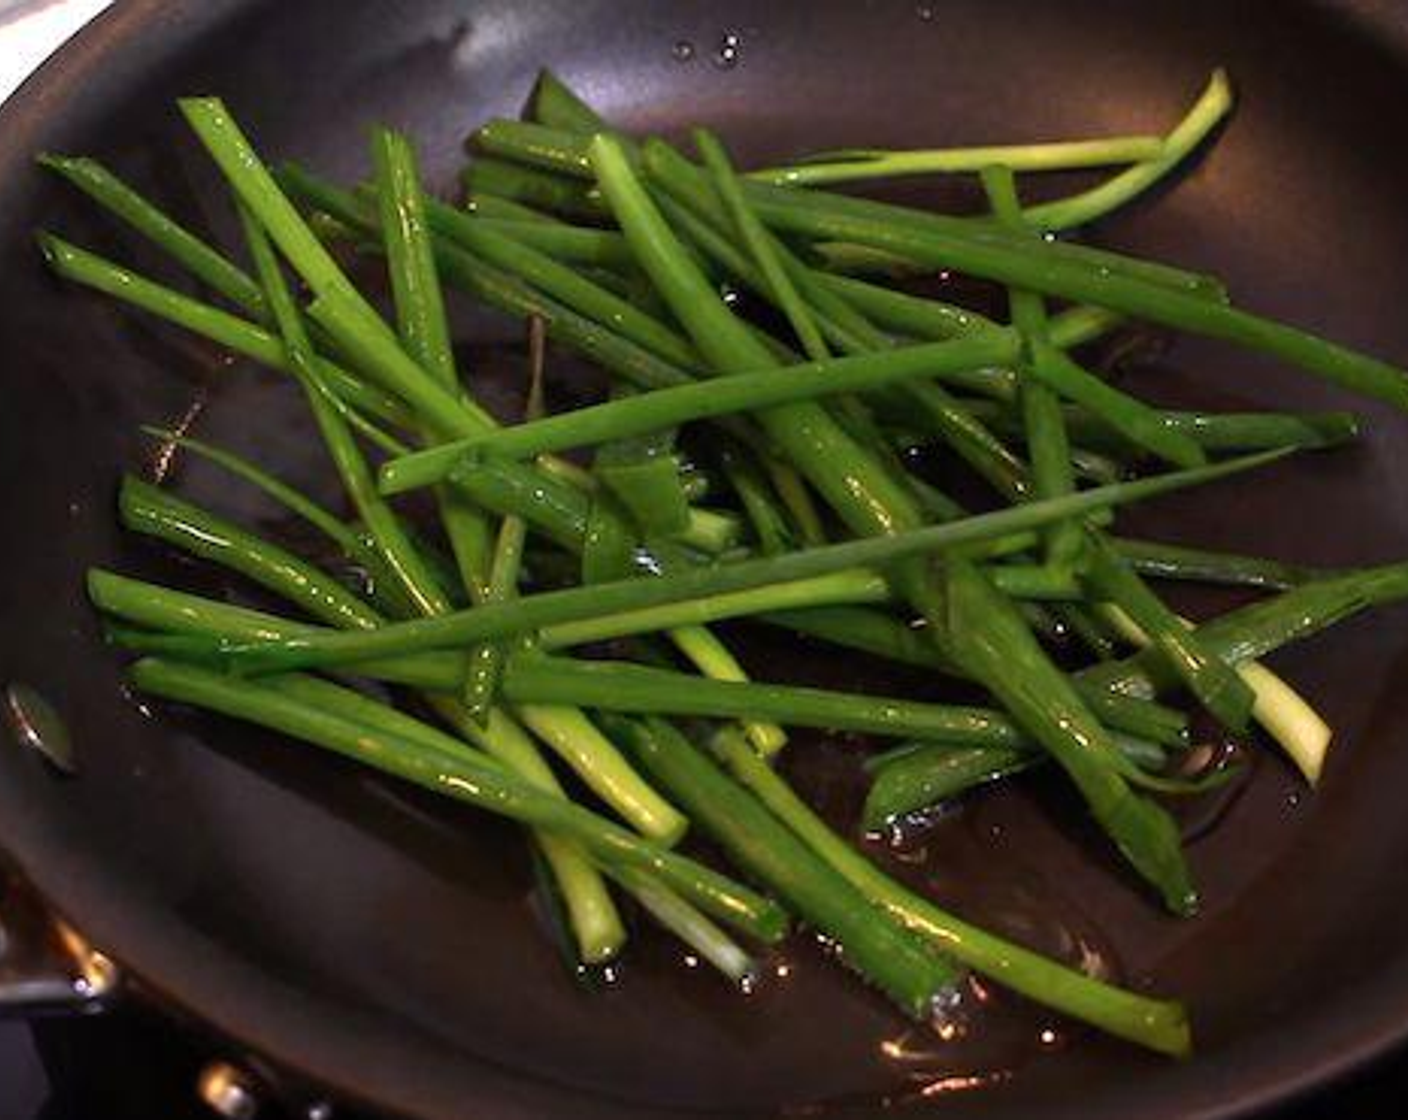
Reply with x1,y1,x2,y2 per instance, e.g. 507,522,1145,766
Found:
1172,737,1259,843
866,976,1040,1106
713,32,742,69
849,810,1119,1106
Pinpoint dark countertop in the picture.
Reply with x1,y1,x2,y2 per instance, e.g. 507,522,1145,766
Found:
0,1024,44,1119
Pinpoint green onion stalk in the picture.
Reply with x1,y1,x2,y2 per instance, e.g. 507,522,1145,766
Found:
126,657,784,944
712,728,1188,1056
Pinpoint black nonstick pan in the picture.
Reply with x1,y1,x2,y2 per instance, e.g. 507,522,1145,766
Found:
5,1,1408,1117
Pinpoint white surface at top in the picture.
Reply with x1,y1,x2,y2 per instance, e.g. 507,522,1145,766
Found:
0,0,112,104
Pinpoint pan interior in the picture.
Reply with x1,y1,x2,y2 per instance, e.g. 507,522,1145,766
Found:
3,1,1408,1116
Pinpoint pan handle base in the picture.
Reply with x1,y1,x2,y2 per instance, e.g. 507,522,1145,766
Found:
0,870,119,1017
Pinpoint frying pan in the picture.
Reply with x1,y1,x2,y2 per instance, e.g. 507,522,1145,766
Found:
4,0,1408,1116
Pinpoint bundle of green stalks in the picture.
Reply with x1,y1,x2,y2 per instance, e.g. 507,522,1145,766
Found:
41,66,1408,1060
